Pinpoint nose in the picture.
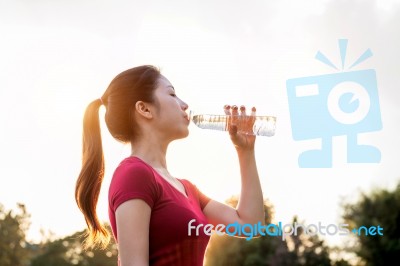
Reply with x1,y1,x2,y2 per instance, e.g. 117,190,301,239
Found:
181,99,189,111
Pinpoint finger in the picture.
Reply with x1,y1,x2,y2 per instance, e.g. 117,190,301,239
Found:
232,105,239,116
231,105,239,126
249,107,257,132
224,104,231,115
251,107,257,122
224,105,232,131
238,105,247,132
251,106,256,116
240,105,246,116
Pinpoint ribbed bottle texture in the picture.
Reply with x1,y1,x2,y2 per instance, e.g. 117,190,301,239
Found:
192,114,276,137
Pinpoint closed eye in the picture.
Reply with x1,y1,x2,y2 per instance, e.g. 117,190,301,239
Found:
170,93,176,97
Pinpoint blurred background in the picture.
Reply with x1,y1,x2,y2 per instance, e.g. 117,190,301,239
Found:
1,0,399,265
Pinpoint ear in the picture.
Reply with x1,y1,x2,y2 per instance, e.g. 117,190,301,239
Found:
135,101,153,120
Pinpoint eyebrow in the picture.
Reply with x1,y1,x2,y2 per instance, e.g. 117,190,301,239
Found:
167,85,175,91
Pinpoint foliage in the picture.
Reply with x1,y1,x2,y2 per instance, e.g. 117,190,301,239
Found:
30,225,118,266
342,182,400,266
3,180,399,266
0,203,31,266
205,196,333,266
286,216,331,266
0,203,118,266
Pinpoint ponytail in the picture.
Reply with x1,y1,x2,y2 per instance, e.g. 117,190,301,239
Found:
75,98,110,249
75,65,161,249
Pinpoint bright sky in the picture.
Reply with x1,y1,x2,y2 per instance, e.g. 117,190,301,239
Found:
1,0,399,248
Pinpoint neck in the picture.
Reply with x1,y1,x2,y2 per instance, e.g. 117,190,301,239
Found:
130,133,170,170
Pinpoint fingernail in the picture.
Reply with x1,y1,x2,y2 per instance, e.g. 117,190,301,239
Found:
240,105,245,111
232,105,238,110
252,107,256,112
224,104,231,109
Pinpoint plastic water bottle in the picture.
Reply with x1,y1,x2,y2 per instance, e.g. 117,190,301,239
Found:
190,112,276,137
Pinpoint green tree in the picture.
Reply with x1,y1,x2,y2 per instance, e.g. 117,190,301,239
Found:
205,196,281,266
31,224,118,266
342,182,400,266
205,196,335,266
204,196,345,266
0,203,31,266
286,216,331,266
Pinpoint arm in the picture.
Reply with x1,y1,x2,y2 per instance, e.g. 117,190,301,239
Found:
203,105,264,226
116,199,151,266
203,149,264,226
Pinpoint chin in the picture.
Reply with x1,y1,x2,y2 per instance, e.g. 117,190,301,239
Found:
180,128,190,138
176,128,189,140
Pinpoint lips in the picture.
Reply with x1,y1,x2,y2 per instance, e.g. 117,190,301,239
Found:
183,114,190,124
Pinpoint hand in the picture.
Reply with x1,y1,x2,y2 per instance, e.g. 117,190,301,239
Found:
224,105,256,152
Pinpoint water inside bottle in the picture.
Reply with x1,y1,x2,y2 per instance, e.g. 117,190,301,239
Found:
192,114,228,131
190,111,276,137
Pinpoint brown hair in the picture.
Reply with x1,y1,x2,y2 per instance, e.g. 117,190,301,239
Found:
75,65,161,249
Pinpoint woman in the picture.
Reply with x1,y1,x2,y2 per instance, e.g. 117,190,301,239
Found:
75,65,264,266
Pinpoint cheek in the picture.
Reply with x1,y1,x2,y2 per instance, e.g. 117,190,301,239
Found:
173,97,181,105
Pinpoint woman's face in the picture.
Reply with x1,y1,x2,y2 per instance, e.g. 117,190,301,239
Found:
151,75,190,140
